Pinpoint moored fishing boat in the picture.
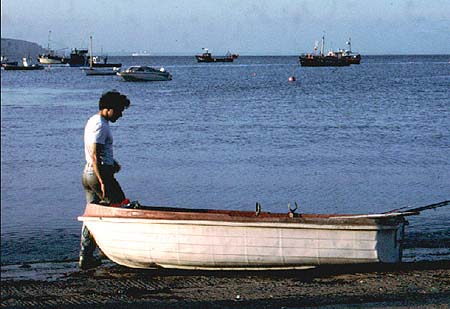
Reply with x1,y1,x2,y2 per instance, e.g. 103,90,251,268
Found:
67,47,121,68
67,48,89,67
37,31,67,65
299,52,349,67
299,36,349,67
38,54,66,65
195,48,238,63
77,200,449,270
299,36,361,67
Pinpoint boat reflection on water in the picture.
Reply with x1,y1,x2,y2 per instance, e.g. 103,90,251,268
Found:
117,66,172,82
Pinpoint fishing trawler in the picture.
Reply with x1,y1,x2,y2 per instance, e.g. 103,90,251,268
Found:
299,37,361,66
299,36,349,67
68,39,121,68
37,31,67,65
195,48,238,63
66,48,89,67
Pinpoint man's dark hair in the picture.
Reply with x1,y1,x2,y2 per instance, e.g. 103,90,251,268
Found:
99,91,131,110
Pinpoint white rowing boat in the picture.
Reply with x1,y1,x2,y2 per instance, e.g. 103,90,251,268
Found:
78,201,449,270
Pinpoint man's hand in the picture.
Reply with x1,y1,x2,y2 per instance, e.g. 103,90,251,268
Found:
113,160,121,173
100,183,106,198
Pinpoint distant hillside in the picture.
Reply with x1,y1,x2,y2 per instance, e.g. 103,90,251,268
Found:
1,38,45,61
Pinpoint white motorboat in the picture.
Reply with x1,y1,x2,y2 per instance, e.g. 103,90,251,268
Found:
77,200,449,270
117,66,172,82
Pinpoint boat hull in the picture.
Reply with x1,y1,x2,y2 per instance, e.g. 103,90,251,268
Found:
299,55,350,67
118,72,172,82
79,204,405,270
92,63,122,68
2,64,44,70
38,56,65,65
38,58,62,64
346,54,361,64
84,68,118,76
196,56,234,63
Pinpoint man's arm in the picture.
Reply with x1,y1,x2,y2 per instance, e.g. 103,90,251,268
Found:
90,143,106,198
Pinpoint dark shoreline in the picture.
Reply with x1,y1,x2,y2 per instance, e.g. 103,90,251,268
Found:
2,260,449,307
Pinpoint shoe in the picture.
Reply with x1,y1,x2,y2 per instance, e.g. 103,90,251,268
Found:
79,256,102,270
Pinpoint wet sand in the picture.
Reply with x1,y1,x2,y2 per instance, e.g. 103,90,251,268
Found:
2,260,449,308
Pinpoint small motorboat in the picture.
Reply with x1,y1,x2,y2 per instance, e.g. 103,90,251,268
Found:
1,56,18,67
2,57,44,70
78,200,449,270
117,66,172,82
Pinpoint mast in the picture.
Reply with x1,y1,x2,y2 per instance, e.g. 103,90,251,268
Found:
320,36,325,56
47,30,52,52
89,36,93,69
347,37,352,53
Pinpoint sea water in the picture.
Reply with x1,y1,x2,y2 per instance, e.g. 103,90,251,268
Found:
1,55,449,265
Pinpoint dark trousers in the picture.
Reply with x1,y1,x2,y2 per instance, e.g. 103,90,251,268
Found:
82,164,125,205
80,164,126,258
80,224,96,258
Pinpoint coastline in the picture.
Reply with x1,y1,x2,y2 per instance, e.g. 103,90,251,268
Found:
2,260,449,307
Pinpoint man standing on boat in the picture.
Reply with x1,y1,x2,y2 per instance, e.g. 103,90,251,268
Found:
79,90,131,269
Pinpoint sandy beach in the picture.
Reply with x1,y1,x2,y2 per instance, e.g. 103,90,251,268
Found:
2,260,449,308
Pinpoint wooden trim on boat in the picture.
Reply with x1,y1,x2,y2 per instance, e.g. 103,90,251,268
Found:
80,203,405,227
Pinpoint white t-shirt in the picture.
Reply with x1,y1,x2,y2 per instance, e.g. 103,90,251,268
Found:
84,114,114,166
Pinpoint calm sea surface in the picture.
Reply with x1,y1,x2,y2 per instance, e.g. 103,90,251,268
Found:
1,55,449,265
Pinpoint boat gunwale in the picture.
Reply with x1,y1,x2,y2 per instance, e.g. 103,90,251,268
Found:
80,203,405,227
79,216,402,231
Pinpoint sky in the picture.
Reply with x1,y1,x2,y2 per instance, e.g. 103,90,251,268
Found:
1,0,449,55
